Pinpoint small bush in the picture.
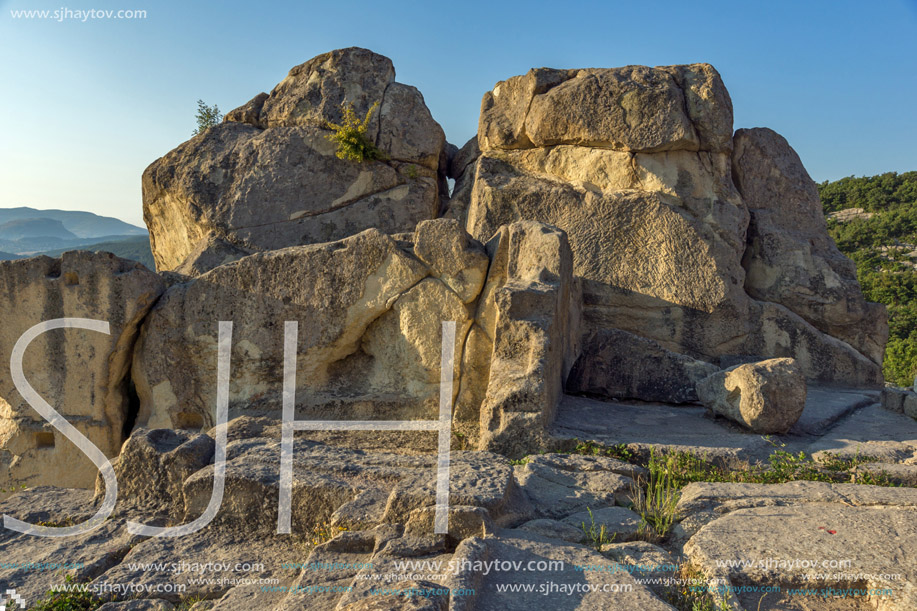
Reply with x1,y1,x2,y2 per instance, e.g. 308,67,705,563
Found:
630,450,680,541
325,101,386,163
580,507,615,551
192,99,222,135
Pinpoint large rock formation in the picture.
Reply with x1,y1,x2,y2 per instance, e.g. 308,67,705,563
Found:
143,47,446,272
0,48,911,611
732,127,888,364
0,252,164,492
455,63,885,393
0,51,890,499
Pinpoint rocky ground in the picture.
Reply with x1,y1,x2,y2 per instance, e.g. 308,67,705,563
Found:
2,387,916,610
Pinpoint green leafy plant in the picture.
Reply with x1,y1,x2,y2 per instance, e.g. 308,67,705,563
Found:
580,507,615,551
324,101,386,162
31,576,101,611
192,99,222,135
630,449,680,541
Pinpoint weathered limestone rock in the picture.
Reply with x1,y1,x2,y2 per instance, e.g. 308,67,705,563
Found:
567,329,718,404
144,48,446,271
444,136,481,223
478,64,732,153
93,427,214,517
405,505,495,541
173,233,251,277
221,92,268,127
472,222,580,456
560,506,645,542
733,127,888,364
0,252,165,492
514,454,638,519
474,531,673,610
0,488,146,602
133,228,457,429
696,358,806,434
684,505,917,610
412,218,489,303
516,518,586,543
465,62,884,391
881,386,909,413
177,434,526,535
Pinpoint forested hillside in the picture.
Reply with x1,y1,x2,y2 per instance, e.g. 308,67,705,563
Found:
819,171,917,386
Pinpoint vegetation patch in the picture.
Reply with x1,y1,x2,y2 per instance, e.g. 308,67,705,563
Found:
571,438,905,491
819,171,917,386
31,576,102,611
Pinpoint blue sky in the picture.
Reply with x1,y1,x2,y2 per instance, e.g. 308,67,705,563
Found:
1,0,915,227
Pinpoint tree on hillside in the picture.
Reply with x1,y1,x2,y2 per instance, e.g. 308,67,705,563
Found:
193,99,222,135
819,171,917,386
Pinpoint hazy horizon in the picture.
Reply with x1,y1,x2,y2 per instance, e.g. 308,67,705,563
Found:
2,0,916,227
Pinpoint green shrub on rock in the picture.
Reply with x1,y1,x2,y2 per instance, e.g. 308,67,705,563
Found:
325,101,386,162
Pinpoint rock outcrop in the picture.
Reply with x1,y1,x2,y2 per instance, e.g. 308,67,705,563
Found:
0,50,891,505
455,62,885,395
567,329,718,404
732,127,888,365
143,47,446,272
0,252,164,492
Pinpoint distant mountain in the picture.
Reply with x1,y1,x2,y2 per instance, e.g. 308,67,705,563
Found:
0,207,146,239
0,218,77,241
0,207,153,269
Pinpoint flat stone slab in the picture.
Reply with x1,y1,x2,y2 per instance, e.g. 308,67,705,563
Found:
474,530,673,610
554,389,904,466
684,504,917,610
552,394,774,465
789,388,879,436
93,526,298,603
804,403,917,463
514,454,635,519
561,507,644,542
517,519,586,543
0,488,144,603
676,481,917,517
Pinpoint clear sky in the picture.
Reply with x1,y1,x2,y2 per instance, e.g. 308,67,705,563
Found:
1,0,915,227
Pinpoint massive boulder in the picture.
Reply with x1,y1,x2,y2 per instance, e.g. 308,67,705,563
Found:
732,127,888,365
457,62,885,393
134,218,575,457
0,252,164,492
143,47,446,272
134,228,441,429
